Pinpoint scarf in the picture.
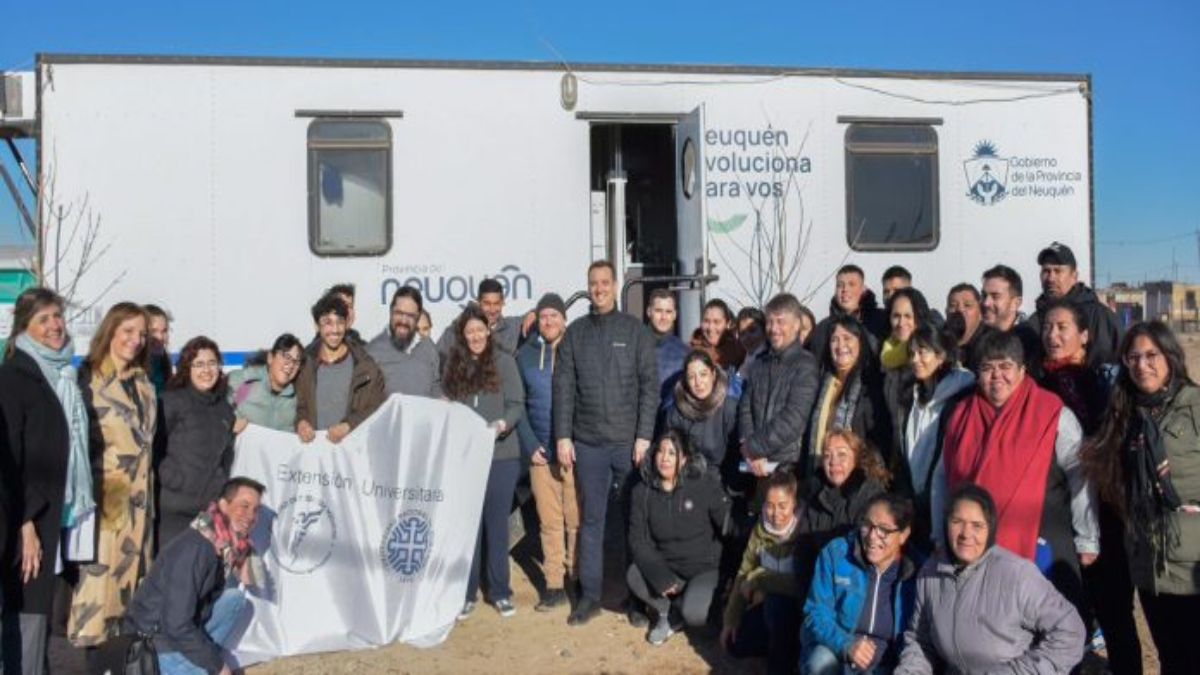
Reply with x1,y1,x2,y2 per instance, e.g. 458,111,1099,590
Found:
762,512,799,540
15,333,95,528
672,367,728,420
191,502,254,577
809,371,863,462
943,376,1063,560
880,337,909,371
1126,382,1185,573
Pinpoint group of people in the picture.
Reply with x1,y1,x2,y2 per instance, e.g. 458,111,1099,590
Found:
1,239,1196,674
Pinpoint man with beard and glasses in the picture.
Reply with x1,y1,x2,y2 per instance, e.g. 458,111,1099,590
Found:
367,286,442,398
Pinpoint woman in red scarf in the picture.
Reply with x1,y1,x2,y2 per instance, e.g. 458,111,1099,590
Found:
939,329,1098,633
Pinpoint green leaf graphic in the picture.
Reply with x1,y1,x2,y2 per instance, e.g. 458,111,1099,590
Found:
707,214,748,234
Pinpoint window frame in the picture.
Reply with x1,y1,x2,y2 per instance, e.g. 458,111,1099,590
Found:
843,121,941,252
306,118,394,257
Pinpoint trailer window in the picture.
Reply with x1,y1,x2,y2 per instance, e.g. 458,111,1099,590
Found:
307,120,392,256
844,124,939,251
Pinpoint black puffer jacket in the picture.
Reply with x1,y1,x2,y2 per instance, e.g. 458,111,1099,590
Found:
553,307,659,446
125,528,227,673
156,387,235,536
628,464,730,594
797,472,885,588
738,341,819,463
1028,282,1122,365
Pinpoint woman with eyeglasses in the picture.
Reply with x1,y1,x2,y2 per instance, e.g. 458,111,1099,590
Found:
1082,321,1200,673
227,333,305,433
802,493,918,675
154,336,237,548
938,329,1098,638
895,484,1085,674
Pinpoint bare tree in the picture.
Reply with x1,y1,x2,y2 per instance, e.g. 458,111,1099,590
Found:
32,155,126,322
707,121,864,309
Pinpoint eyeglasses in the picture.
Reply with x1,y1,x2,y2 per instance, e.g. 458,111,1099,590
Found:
860,521,901,538
393,310,420,322
1124,350,1163,366
275,352,302,368
192,360,221,371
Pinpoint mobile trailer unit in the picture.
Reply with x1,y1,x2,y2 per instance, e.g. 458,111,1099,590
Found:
1,55,1091,360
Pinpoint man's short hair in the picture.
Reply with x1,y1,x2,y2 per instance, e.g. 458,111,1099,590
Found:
764,293,803,318
477,278,504,298
736,306,765,331
221,476,266,501
882,265,912,283
326,283,356,300
142,304,172,322
947,283,982,305
975,328,1025,367
981,265,1023,297
391,286,423,313
588,259,616,278
837,264,865,280
311,293,349,323
647,288,676,308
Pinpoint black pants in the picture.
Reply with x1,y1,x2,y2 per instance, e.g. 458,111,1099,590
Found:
625,564,719,627
1138,589,1200,675
1083,507,1142,675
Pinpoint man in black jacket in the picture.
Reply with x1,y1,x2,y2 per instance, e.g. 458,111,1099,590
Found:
739,293,820,475
554,260,659,626
1026,241,1122,364
808,265,889,359
125,477,264,675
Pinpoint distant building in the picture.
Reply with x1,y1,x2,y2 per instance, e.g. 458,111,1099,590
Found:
1143,281,1200,332
1098,283,1146,329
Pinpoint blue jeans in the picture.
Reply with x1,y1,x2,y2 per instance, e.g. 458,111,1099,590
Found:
574,442,632,602
157,588,247,675
802,642,889,675
466,459,521,602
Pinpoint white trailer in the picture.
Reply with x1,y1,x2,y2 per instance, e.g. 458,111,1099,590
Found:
0,55,1092,362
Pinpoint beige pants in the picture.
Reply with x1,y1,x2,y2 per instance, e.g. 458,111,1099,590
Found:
529,462,581,589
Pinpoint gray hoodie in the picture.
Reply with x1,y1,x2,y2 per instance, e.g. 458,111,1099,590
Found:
895,546,1085,675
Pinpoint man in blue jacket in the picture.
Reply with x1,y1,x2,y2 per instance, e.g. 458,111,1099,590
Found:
516,293,578,612
554,260,659,626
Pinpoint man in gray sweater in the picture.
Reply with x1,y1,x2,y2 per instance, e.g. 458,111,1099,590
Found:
554,260,658,626
367,286,442,398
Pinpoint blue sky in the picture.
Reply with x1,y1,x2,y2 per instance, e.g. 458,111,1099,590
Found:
2,0,1197,283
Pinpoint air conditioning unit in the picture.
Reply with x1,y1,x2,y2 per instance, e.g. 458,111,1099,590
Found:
0,72,36,137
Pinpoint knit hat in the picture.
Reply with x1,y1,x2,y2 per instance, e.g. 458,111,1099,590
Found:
535,292,567,318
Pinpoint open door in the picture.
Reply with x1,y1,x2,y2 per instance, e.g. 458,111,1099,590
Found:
675,105,708,336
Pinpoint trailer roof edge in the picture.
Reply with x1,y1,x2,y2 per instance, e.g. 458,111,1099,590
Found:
33,53,1090,83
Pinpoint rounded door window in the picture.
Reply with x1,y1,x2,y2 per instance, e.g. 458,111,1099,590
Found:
680,137,697,200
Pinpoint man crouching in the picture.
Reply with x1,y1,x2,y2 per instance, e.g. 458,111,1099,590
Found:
125,477,265,675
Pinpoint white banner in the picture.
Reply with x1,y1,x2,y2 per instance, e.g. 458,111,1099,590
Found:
228,395,494,665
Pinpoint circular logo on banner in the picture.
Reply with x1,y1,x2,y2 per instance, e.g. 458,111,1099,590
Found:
270,495,337,575
381,510,434,579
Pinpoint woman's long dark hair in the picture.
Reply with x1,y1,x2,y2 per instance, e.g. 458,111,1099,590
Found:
884,287,933,341
1081,321,1193,519
441,304,500,401
642,429,705,488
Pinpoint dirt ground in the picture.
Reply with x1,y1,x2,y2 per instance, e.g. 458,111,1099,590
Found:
52,335,1200,674
244,335,1200,675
